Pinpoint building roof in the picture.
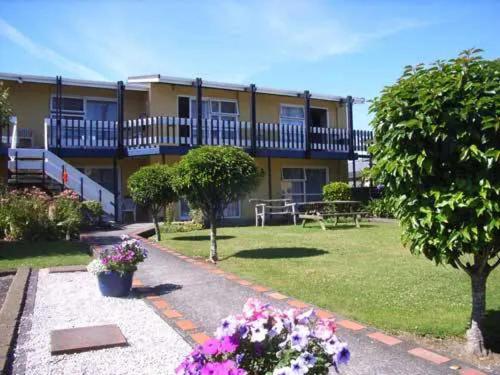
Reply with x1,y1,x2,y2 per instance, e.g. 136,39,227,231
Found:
127,74,365,104
0,72,148,91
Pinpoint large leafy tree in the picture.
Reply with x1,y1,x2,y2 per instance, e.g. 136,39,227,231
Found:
172,146,263,262
370,49,499,357
128,164,177,241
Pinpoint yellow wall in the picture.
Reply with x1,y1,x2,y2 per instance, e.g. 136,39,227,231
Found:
3,81,147,148
148,83,347,128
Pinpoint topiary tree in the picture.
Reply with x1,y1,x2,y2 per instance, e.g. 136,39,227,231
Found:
322,181,351,201
128,164,177,241
370,49,499,356
172,146,263,262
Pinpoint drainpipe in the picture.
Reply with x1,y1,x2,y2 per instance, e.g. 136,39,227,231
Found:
250,84,257,156
195,78,203,146
304,90,311,157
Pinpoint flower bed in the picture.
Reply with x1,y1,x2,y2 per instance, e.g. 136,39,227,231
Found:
176,299,349,375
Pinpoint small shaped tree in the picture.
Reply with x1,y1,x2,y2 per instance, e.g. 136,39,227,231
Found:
128,164,177,241
172,146,263,262
370,49,499,356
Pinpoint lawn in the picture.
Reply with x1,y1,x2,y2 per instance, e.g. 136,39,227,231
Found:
158,222,500,339
0,240,92,269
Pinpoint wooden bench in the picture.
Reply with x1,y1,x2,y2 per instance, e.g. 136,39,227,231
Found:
250,199,297,227
297,201,368,230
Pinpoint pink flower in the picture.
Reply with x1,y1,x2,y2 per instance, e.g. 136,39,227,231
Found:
314,318,337,340
220,335,239,353
202,338,221,356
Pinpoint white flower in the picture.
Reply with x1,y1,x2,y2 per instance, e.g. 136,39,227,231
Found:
120,234,130,241
215,315,238,339
269,316,284,337
299,352,316,368
250,320,268,342
273,367,292,375
289,325,310,351
297,309,315,324
290,358,309,374
86,259,107,275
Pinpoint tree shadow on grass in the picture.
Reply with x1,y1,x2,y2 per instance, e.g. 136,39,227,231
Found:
132,283,182,298
170,235,235,241
226,247,327,260
484,310,500,353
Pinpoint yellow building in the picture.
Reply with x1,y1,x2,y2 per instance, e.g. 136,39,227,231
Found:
0,72,371,223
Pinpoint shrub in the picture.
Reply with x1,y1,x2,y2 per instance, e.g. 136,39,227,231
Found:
162,222,203,233
365,196,398,218
176,298,350,374
81,200,104,226
1,187,52,241
322,182,351,201
50,190,83,240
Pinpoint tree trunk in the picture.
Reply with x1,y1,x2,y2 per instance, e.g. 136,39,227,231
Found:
153,214,161,242
466,271,489,357
209,216,218,263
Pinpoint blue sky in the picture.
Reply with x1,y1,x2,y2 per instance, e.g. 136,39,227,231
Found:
0,0,498,129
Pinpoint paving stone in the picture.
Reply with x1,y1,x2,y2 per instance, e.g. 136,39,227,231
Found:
235,279,252,286
460,368,487,375
367,332,402,346
315,309,334,319
287,299,309,309
163,309,183,319
250,285,270,293
152,299,170,310
337,320,366,331
408,347,450,365
190,332,211,345
176,320,196,331
50,324,128,355
266,292,288,300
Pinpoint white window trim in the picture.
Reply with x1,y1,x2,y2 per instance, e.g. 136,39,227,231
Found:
281,166,329,201
221,200,241,219
280,103,305,127
50,95,117,120
177,95,239,120
279,104,330,127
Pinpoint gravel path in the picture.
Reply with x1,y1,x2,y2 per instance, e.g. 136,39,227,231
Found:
15,270,191,375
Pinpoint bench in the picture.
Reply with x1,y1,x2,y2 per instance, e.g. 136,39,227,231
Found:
250,199,297,227
297,201,368,230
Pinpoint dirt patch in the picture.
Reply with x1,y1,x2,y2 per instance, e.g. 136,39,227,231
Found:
0,274,14,309
398,333,500,374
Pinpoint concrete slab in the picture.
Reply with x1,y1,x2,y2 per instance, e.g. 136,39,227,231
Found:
50,324,128,355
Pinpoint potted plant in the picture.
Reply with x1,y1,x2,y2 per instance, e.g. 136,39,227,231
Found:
87,235,147,297
176,298,349,375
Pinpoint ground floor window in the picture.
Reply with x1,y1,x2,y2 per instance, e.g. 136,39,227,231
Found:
77,167,115,193
179,199,240,220
281,167,328,203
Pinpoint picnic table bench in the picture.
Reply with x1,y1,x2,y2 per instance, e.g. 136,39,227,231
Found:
249,198,297,227
297,201,368,230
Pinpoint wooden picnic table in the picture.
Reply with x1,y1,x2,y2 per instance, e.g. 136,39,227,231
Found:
296,200,368,230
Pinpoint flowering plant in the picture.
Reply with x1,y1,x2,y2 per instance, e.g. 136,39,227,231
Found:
176,298,349,375
87,235,147,275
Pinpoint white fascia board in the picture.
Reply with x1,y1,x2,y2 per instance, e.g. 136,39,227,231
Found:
0,72,148,91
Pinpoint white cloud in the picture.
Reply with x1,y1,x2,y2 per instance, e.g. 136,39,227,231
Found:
0,18,107,81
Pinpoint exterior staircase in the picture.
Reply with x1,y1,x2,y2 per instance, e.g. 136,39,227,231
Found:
7,148,116,216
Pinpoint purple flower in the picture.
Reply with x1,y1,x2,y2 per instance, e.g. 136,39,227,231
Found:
220,335,239,353
202,338,221,356
336,344,350,365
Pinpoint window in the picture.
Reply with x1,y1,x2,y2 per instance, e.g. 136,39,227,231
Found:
280,105,304,127
51,96,117,121
178,97,239,121
77,167,115,193
179,198,240,219
281,167,327,203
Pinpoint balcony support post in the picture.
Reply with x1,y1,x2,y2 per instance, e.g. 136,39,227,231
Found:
304,90,311,157
116,81,125,157
352,159,357,188
347,95,354,158
113,156,119,222
56,76,62,150
195,78,203,146
250,84,257,155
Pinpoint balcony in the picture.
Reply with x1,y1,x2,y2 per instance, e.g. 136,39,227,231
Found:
44,117,372,159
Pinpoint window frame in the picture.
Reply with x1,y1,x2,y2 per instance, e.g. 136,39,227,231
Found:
177,95,240,121
279,104,330,128
50,95,118,121
281,166,329,202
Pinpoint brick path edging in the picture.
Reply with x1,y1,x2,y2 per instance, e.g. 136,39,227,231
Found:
0,267,31,374
85,228,490,374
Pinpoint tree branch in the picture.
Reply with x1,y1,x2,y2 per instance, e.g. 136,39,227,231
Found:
455,258,472,275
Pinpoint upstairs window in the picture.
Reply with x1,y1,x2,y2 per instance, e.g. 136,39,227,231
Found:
280,105,304,127
51,96,117,121
178,97,239,122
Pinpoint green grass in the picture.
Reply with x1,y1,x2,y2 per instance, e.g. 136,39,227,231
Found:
158,222,500,339
0,240,92,269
